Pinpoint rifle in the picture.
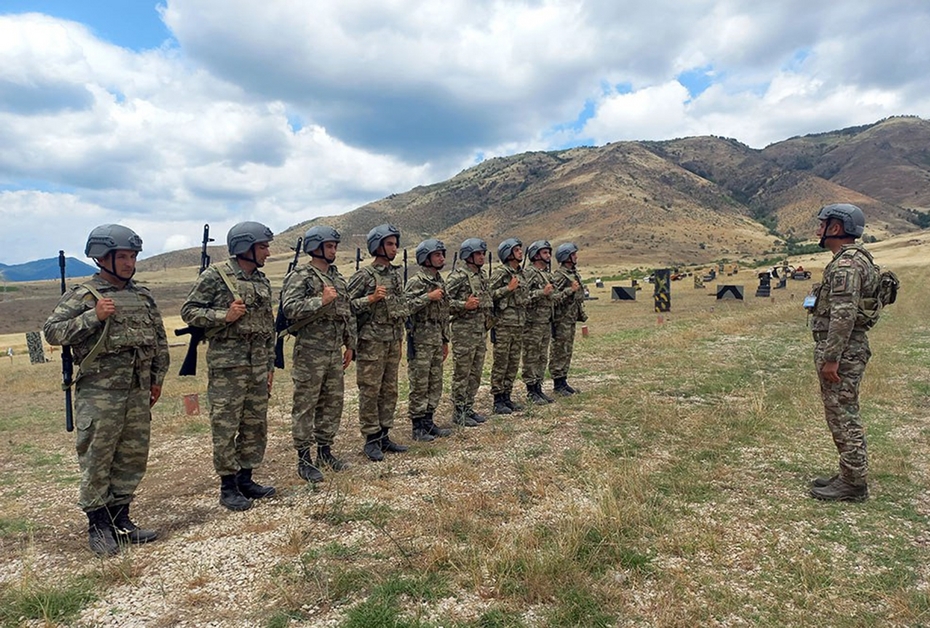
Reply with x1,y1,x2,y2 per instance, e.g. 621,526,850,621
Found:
403,248,408,284
58,251,74,432
273,237,303,369
355,247,362,272
451,252,458,271
175,224,213,376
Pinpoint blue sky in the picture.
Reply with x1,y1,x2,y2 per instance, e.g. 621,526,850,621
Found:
1,0,929,264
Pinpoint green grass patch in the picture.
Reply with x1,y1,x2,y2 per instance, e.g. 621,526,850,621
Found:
0,576,96,627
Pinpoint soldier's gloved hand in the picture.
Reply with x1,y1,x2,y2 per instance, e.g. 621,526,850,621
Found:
428,288,444,301
464,295,480,310
321,286,338,305
95,297,116,321
226,299,247,322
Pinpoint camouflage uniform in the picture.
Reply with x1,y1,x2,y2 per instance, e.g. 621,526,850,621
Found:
521,264,554,389
549,265,587,382
489,264,528,398
281,263,356,452
405,268,450,423
44,274,169,513
809,243,881,488
347,263,408,436
446,265,492,419
180,258,275,476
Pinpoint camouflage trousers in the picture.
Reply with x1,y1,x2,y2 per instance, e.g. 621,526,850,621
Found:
521,320,552,387
451,327,487,411
408,340,444,419
208,364,270,476
815,335,871,486
356,338,401,436
74,383,151,512
549,317,577,379
291,343,345,450
491,324,522,395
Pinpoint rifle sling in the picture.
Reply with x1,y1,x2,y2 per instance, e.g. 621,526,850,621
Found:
205,264,243,340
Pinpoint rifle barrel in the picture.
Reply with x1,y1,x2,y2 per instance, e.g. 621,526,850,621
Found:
58,250,75,432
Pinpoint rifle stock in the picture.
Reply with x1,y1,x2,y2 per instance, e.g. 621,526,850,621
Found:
58,250,74,432
177,223,213,376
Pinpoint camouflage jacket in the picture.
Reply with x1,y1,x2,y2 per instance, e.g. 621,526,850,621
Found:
281,262,356,352
405,268,450,346
348,262,408,342
809,244,880,362
43,274,169,389
180,258,275,370
552,265,587,323
446,265,492,333
489,263,528,327
523,264,555,325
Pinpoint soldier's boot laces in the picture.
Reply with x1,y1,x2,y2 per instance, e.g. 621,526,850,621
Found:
425,412,452,437
412,417,436,442
809,477,869,502
236,468,276,498
453,406,479,427
504,393,524,412
296,449,324,483
553,377,575,396
493,393,513,415
219,474,253,511
317,445,350,471
811,473,839,488
468,408,488,423
111,504,158,544
364,433,385,461
381,428,409,453
87,507,119,557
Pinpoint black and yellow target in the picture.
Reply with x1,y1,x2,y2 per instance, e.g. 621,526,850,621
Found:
653,268,671,312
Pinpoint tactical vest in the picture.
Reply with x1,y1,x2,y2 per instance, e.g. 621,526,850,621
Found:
287,264,351,336
524,265,553,324
410,274,448,326
810,245,882,331
363,265,407,325
78,284,157,364
208,263,274,340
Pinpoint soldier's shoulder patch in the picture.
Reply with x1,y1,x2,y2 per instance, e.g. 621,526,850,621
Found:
831,270,850,294
837,258,853,267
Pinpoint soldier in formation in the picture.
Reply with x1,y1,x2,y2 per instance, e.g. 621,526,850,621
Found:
404,239,453,441
180,222,277,511
807,203,884,502
521,240,556,405
549,242,586,396
489,238,528,415
280,226,356,483
347,224,410,461
446,238,493,427
44,225,169,556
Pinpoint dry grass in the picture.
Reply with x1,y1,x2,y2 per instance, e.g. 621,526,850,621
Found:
1,235,929,626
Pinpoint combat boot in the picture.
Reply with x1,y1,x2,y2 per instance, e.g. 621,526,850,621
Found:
526,383,550,405
412,417,436,442
364,433,385,461
380,428,409,453
468,407,488,423
811,473,839,488
297,449,324,482
493,393,512,415
111,504,158,544
425,412,452,437
809,478,869,502
536,383,555,404
317,445,350,471
219,474,253,511
504,393,524,412
236,468,276,498
86,507,119,556
553,377,574,396
453,405,479,427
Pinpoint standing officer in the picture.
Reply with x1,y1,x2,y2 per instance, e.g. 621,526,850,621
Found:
347,224,409,461
521,240,556,405
404,238,453,441
180,221,276,511
281,226,356,483
44,225,169,556
549,242,586,396
489,238,528,415
808,203,882,502
446,238,492,427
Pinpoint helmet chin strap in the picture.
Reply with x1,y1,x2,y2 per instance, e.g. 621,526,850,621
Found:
238,245,263,267
309,248,335,264
97,251,135,282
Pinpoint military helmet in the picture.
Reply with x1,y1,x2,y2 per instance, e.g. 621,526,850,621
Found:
303,225,341,255
227,221,274,255
366,223,401,255
415,238,446,266
555,242,579,263
497,238,522,262
85,224,143,258
459,237,487,261
817,203,865,238
526,239,552,261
